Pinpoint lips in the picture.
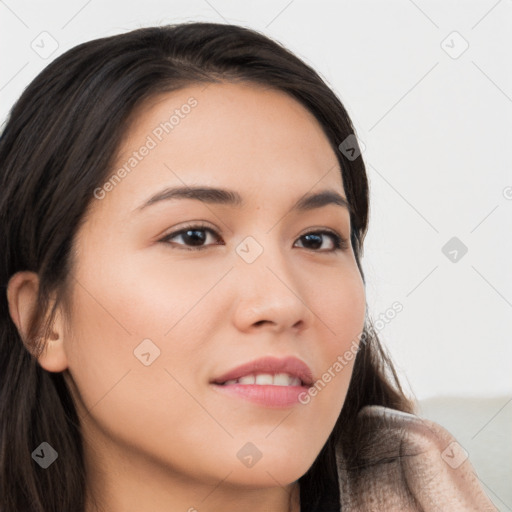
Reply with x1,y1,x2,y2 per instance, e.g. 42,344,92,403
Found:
211,355,315,387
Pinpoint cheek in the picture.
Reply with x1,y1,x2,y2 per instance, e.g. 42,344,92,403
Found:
313,264,366,351
93,248,226,338
63,286,137,416
62,283,204,469
62,257,209,420
303,266,366,416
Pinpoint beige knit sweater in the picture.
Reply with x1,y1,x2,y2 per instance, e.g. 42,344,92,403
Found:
334,406,498,511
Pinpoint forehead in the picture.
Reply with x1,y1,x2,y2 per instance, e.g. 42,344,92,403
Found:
95,81,346,218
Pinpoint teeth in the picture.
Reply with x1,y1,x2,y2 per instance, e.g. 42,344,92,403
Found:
238,375,256,385
273,373,301,386
223,373,302,386
255,374,273,385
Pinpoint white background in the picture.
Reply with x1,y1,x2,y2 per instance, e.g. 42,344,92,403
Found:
1,0,511,402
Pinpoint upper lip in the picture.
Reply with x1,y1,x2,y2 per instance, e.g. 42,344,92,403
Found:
211,356,314,386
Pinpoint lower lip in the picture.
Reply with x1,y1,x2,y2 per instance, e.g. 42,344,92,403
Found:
211,383,310,408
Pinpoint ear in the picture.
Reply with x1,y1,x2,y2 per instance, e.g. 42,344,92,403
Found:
6,271,69,373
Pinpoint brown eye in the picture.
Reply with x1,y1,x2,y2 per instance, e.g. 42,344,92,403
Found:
294,230,349,252
159,224,222,251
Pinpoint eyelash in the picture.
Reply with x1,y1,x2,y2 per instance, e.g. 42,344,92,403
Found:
159,222,349,253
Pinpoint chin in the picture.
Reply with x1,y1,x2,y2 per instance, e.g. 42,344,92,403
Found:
212,450,315,489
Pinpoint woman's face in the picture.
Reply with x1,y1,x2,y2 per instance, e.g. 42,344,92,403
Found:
58,82,366,501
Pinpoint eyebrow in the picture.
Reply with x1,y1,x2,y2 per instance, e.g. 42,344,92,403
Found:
133,185,352,214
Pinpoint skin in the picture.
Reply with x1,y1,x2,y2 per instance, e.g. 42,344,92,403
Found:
7,82,366,512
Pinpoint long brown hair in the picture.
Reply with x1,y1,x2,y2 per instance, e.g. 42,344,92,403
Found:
0,22,415,511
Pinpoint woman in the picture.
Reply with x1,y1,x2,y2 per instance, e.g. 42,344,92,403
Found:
0,22,495,512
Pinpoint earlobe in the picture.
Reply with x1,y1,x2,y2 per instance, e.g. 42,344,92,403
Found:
36,328,69,373
6,271,69,373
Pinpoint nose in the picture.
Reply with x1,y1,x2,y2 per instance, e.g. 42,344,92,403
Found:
231,237,315,334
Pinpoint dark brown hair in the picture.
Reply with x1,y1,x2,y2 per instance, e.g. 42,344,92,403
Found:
0,21,415,512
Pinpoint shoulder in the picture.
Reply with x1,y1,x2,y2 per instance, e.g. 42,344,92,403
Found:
335,405,497,511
